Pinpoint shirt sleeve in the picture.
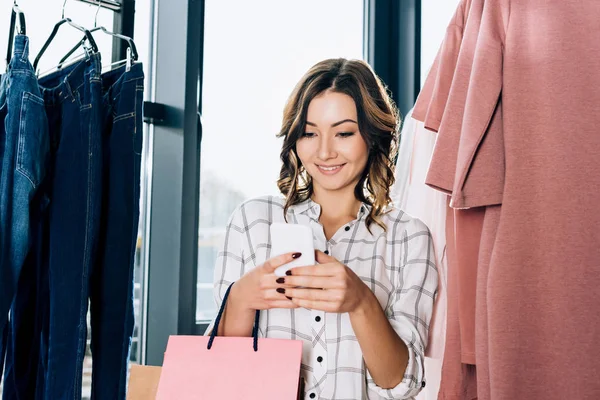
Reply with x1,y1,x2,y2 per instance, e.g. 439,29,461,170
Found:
424,0,484,195
366,218,438,399
203,205,247,336
423,24,464,132
450,0,506,209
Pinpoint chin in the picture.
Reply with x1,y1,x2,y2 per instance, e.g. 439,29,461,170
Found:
312,178,354,192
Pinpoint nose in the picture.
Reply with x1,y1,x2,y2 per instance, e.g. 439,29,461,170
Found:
317,136,337,160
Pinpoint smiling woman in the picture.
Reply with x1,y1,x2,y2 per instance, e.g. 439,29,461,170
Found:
206,58,438,400
278,58,399,235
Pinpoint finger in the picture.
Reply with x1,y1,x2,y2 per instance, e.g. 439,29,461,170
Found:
263,288,293,301
263,252,303,273
280,276,340,290
291,298,338,312
260,275,288,290
285,288,337,302
315,250,336,264
289,265,337,277
267,300,299,309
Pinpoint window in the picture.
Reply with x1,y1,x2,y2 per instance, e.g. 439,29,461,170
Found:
196,0,365,323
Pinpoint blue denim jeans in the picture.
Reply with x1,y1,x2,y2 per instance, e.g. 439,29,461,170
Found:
2,46,144,399
38,51,104,399
2,185,49,399
0,34,49,380
88,62,144,400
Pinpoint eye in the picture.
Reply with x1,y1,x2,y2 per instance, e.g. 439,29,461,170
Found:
302,132,316,138
338,132,355,138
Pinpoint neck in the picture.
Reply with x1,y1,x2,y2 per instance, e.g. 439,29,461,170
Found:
311,186,362,221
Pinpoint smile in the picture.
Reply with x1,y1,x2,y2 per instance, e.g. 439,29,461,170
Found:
316,164,346,175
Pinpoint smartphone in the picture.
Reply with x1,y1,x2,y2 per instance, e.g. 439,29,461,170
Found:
269,223,316,277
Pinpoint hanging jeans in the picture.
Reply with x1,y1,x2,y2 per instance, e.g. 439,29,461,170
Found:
38,51,104,399
89,62,144,399
0,34,49,380
2,184,50,399
2,47,144,399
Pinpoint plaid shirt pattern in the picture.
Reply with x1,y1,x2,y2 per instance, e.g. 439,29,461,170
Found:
207,195,438,400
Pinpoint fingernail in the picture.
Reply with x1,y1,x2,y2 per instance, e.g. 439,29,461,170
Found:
286,296,293,300
292,252,302,259
276,288,285,294
285,270,292,276
276,278,285,284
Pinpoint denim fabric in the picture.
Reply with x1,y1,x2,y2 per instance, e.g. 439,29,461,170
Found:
0,73,5,180
0,34,49,378
2,187,50,399
1,44,144,399
37,51,103,400
89,62,144,400
0,72,5,383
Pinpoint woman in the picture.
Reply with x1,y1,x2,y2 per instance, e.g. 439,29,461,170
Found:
208,58,437,400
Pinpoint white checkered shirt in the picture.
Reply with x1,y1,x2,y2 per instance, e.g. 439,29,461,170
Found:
207,195,437,399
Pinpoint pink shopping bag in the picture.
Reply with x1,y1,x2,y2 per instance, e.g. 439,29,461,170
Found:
155,283,303,400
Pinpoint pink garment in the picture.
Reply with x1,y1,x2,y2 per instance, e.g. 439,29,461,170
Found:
452,209,483,366
418,0,506,364
423,0,483,196
411,1,508,398
473,205,501,400
413,51,440,123
440,0,504,369
423,0,472,133
449,3,505,210
468,1,600,398
437,201,477,400
413,0,484,370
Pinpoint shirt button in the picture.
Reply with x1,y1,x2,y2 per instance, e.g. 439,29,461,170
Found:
344,226,350,231
309,394,316,399
317,356,323,363
324,250,329,255
315,316,321,322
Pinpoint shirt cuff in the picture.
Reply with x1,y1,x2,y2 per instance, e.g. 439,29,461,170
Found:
366,322,426,399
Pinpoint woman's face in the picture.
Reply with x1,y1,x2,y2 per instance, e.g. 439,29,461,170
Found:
296,90,369,195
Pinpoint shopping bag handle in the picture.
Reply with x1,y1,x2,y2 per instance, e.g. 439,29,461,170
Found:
207,282,261,352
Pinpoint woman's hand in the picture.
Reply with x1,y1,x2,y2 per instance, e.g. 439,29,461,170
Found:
233,252,301,311
280,250,371,313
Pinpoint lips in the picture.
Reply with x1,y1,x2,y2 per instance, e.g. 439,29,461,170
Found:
316,163,346,175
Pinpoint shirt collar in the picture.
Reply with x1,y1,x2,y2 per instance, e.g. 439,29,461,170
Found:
290,197,371,221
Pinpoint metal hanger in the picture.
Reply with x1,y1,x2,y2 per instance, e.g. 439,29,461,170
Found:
6,1,27,68
33,0,99,73
58,1,139,71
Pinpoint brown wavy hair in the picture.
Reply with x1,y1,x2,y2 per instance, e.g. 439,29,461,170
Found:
276,58,400,233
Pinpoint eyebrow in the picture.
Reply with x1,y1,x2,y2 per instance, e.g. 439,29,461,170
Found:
305,119,358,128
